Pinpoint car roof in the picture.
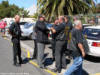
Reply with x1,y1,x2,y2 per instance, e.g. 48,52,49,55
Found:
85,25,100,29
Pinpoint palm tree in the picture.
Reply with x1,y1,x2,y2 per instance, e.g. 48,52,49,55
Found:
37,0,96,21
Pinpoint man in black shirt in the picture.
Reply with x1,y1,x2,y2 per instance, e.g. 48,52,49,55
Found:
64,20,86,75
9,15,22,67
64,16,73,37
51,18,59,61
50,16,66,73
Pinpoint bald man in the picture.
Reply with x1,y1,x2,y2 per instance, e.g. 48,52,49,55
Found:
9,15,22,67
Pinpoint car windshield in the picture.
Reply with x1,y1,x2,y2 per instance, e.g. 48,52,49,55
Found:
83,28,100,40
20,22,27,25
24,23,34,28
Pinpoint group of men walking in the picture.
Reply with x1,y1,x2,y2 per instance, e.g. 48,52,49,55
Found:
9,15,88,75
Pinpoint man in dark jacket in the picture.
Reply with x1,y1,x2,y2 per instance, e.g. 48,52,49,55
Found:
51,18,59,61
64,16,73,57
64,16,73,34
50,16,66,73
9,15,22,67
35,15,49,69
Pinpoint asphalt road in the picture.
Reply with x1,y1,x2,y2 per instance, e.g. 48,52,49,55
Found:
1,34,100,75
0,36,50,75
21,38,100,75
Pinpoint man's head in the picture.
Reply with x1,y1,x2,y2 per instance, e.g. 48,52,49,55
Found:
64,15,69,23
39,15,45,21
54,18,59,25
73,16,79,21
59,16,65,23
14,15,20,23
74,20,82,30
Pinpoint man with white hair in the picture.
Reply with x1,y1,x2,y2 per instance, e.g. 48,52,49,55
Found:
64,20,86,75
9,15,22,67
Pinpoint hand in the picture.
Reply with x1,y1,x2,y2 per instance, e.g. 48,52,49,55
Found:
50,27,53,30
82,51,86,58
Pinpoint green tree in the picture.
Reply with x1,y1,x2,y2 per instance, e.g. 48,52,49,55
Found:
0,1,29,19
37,0,96,21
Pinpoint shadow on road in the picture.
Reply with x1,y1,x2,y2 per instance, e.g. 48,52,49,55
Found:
44,58,71,67
22,58,33,64
85,55,100,63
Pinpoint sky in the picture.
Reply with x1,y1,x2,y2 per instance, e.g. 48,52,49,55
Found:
0,0,100,15
94,0,100,4
0,0,37,8
0,0,37,15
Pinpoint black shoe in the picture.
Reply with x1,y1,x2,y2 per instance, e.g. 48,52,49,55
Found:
19,61,23,64
52,58,55,61
58,69,61,73
52,68,61,73
62,66,66,69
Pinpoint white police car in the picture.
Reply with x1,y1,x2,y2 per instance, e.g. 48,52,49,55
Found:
83,25,100,57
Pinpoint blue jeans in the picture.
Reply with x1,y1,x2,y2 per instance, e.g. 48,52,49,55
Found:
64,56,83,75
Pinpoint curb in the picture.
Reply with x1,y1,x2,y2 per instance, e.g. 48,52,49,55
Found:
23,48,57,75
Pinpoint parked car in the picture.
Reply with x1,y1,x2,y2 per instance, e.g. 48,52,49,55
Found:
83,24,92,28
6,20,14,30
19,22,27,26
20,22,28,29
83,25,100,57
9,20,14,26
20,22,35,39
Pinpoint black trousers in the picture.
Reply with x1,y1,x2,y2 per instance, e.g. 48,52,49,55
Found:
55,40,66,70
51,39,56,59
33,40,37,58
12,38,22,64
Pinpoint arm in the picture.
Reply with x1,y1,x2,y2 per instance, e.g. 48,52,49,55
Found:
78,43,85,57
8,23,14,34
50,27,56,33
50,24,65,33
75,30,86,57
